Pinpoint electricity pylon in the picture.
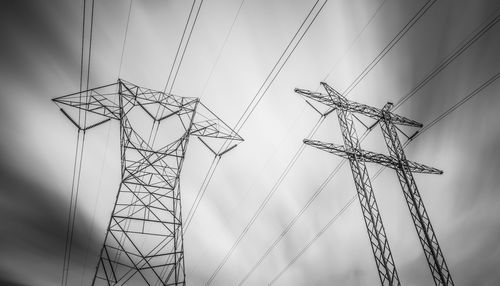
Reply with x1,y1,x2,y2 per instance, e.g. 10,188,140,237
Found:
296,82,453,285
53,79,243,286
296,84,401,286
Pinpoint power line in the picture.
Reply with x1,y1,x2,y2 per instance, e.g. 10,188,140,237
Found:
162,0,198,94
267,158,396,285
78,2,134,284
165,0,205,95
203,0,437,283
268,69,500,284
151,0,204,148
53,80,242,284
419,70,500,136
84,0,95,96
114,0,203,252
237,131,364,285
236,11,500,279
61,0,89,277
245,18,500,278
343,0,437,97
107,2,207,281
79,124,113,286
233,0,328,134
204,116,326,285
185,105,310,276
269,195,357,285
394,7,500,109
61,131,83,286
235,4,397,284
160,0,243,230
118,0,133,77
229,0,322,133
199,0,247,100
61,0,96,285
188,1,329,266
184,155,221,231
321,0,388,84
235,3,408,280
140,0,201,147
106,1,206,276
237,2,500,282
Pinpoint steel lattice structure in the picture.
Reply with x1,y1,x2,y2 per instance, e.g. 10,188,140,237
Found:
379,103,454,286
53,79,243,286
296,82,453,285
297,84,400,286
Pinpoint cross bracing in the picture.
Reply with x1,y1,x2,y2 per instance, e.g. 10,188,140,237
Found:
53,79,243,286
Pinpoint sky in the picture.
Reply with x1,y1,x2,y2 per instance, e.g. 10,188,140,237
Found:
0,0,500,285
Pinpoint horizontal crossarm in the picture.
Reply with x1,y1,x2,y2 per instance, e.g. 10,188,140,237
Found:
52,82,122,121
190,102,243,142
294,82,422,127
304,139,442,175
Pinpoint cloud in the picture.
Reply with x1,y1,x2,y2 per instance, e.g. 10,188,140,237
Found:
0,150,101,286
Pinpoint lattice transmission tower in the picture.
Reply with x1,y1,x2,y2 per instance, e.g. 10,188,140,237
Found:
53,79,243,285
296,82,453,285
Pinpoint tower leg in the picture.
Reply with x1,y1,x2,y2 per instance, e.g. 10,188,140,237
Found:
337,109,401,286
380,114,453,286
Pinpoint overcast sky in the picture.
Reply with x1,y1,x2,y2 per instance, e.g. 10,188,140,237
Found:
1,0,500,285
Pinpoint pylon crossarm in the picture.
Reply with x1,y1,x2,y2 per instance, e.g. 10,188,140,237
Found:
294,84,422,128
190,102,243,141
53,82,122,124
304,139,443,175
405,160,443,175
303,139,391,164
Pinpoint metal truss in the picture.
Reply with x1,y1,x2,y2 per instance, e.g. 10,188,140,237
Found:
53,79,243,286
297,85,401,286
296,82,453,285
295,85,422,127
303,140,442,175
380,103,454,286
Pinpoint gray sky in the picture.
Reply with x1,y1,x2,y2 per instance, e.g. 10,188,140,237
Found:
1,0,500,285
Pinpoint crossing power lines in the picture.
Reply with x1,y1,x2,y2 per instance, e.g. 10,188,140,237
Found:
236,6,500,284
268,69,500,284
50,0,500,285
203,0,439,283
60,0,96,285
